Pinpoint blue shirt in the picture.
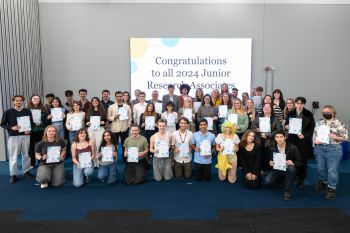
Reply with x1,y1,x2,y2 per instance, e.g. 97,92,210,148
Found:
191,131,216,164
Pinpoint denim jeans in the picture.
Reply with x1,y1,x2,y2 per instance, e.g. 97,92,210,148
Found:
314,144,343,189
52,121,64,140
69,131,78,143
72,164,94,188
265,165,297,192
97,162,117,184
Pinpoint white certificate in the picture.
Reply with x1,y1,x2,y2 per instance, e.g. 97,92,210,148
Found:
101,147,114,162
31,109,41,124
194,102,201,113
183,109,193,122
90,116,101,130
200,140,211,156
259,117,271,133
166,114,176,127
118,107,129,120
127,147,139,163
17,116,31,132
155,102,163,114
218,105,228,118
222,139,234,155
252,96,262,109
205,117,214,131
178,143,190,158
78,152,92,168
228,114,238,125
316,125,330,144
289,118,302,135
51,108,63,122
157,140,169,158
46,146,61,163
145,116,155,130
273,152,286,171
71,115,82,131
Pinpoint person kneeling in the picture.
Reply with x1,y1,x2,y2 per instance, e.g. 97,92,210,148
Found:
35,125,66,189
265,130,302,200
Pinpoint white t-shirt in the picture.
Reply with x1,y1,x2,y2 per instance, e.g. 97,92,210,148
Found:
171,130,193,163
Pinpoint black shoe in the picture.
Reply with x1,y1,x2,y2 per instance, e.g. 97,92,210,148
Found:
297,180,305,190
283,191,291,201
23,172,34,179
85,176,91,183
326,188,336,200
10,175,17,184
315,181,327,192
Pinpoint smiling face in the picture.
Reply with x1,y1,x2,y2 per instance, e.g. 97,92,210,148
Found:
72,103,80,112
78,130,87,141
46,126,56,139
31,96,40,106
13,97,23,108
52,99,60,108
91,98,99,108
131,126,139,138
103,132,112,143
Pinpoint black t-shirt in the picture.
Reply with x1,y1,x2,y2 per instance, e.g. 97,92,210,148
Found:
35,139,66,165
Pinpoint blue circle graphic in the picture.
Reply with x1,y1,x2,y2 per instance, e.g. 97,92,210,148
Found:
131,61,137,74
162,38,179,47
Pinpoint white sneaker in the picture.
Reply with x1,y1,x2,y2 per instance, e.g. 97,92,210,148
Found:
40,183,48,189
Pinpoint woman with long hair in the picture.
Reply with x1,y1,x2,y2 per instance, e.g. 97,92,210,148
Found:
196,94,218,134
46,97,67,140
245,99,257,129
66,101,85,143
272,89,285,122
218,92,232,133
226,98,248,138
178,97,196,132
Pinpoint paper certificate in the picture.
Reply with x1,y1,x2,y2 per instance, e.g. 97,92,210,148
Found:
118,107,129,120
252,96,262,109
194,102,201,113
145,116,155,130
17,116,31,132
222,139,234,155
51,108,63,122
273,152,286,171
218,105,228,118
259,117,271,133
183,109,193,122
155,102,163,114
31,109,41,124
127,147,139,163
227,114,238,125
316,125,330,144
178,143,190,158
46,146,61,163
71,115,82,131
205,117,214,131
167,114,176,127
156,140,169,158
289,118,302,135
101,147,114,162
90,116,101,130
78,152,92,168
200,140,211,156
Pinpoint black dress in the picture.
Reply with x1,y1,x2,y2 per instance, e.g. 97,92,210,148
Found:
238,144,262,189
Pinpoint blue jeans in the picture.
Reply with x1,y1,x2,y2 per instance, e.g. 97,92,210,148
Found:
314,144,343,189
52,121,64,140
73,164,94,188
97,162,117,184
265,165,297,192
69,131,78,143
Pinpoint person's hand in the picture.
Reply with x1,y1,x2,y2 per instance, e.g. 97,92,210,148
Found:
100,121,105,125
114,114,120,120
285,125,289,130
24,130,31,135
86,122,91,126
42,154,47,160
261,133,267,138
47,115,52,119
62,113,66,118
205,155,211,159
11,125,19,131
314,140,322,145
112,151,117,159
213,116,218,121
141,123,145,128
286,160,294,166
174,148,179,154
97,152,102,159
298,134,304,139
256,128,260,133
195,147,200,152
251,174,257,180
329,133,337,139
269,160,274,167
236,125,241,130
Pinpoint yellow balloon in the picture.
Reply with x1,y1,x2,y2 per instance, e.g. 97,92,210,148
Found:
130,38,148,59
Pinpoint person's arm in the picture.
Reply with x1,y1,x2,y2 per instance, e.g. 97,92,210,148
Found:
149,135,157,154
107,105,115,122
141,139,149,157
127,105,132,127
238,149,249,174
89,140,95,160
239,114,249,131
71,143,78,165
65,113,72,130
60,147,66,161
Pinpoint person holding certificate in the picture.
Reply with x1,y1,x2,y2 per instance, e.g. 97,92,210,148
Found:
272,89,285,122
71,128,95,188
285,97,315,189
217,93,233,133
313,105,348,200
226,99,248,138
253,103,283,172
178,97,196,132
124,124,149,185
28,94,48,167
46,97,67,140
196,94,218,134
171,117,193,179
265,130,302,200
244,99,257,130
179,83,193,108
66,101,86,143
161,84,181,113
97,130,118,184
161,101,178,134
215,121,240,183
191,119,216,181
211,89,221,107
238,130,262,189
35,125,66,188
150,119,173,181
1,95,35,183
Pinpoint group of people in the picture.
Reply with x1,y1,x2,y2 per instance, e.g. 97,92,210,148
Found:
0,83,348,201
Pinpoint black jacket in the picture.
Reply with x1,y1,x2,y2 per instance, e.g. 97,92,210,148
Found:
269,143,303,167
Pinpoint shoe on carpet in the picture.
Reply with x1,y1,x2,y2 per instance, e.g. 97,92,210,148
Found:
85,176,91,183
10,175,17,184
325,188,336,200
297,180,305,190
283,191,291,201
23,172,34,179
315,181,327,192
40,183,49,189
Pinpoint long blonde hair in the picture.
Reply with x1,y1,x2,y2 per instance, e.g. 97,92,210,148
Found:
232,99,246,115
42,125,60,143
245,98,256,122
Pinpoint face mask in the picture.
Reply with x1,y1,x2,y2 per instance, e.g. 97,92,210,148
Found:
323,113,332,120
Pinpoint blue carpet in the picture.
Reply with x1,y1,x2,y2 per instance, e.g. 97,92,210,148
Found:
0,150,350,221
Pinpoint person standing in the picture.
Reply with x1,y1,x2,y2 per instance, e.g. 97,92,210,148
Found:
162,84,180,112
78,89,90,113
101,89,114,111
1,95,35,183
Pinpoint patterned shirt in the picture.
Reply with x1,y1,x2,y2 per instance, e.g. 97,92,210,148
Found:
315,118,348,144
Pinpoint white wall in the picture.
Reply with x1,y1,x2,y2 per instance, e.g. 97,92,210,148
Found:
39,3,350,127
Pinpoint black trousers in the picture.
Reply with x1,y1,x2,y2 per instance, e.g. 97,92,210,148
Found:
29,131,44,166
194,163,211,181
112,130,129,162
